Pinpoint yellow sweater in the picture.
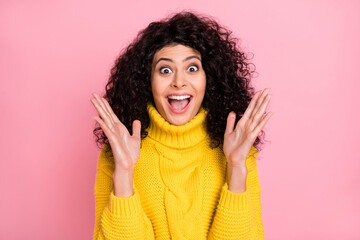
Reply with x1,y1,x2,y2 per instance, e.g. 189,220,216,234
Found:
93,102,264,239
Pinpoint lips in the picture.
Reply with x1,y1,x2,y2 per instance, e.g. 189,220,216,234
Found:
167,96,192,104
166,93,193,98
166,96,193,114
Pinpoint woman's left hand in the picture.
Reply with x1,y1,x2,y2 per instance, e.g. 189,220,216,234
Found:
223,88,273,168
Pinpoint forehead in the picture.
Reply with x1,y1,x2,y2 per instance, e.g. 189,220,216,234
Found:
153,44,201,61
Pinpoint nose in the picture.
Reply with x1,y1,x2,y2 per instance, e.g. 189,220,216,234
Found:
171,72,186,88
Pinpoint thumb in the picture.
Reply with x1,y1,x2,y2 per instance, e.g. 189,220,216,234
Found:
132,120,141,139
225,111,236,135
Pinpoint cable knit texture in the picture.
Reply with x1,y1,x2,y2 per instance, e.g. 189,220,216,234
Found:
93,102,264,239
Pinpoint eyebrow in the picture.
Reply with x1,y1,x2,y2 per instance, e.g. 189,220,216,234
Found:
154,55,201,68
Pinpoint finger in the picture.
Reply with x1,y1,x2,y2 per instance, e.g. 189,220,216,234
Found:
101,96,121,125
93,116,113,139
90,96,114,129
235,90,261,131
242,90,261,120
252,94,272,126
225,111,236,135
250,88,271,120
132,120,141,139
97,95,130,135
250,88,270,119
92,93,113,125
252,112,273,137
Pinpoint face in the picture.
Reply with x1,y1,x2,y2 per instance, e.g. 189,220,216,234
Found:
151,44,206,125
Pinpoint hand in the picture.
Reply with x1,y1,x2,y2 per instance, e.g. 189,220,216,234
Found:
223,88,273,168
90,93,141,172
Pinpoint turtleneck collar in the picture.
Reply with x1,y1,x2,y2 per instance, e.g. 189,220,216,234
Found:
146,102,208,149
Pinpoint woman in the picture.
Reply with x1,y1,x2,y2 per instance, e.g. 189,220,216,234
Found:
90,10,272,240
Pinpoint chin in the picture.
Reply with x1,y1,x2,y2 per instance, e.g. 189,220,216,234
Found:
165,110,193,126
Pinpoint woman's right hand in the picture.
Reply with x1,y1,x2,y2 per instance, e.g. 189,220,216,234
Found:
90,93,141,172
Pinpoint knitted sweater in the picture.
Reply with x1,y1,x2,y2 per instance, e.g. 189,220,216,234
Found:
93,102,264,239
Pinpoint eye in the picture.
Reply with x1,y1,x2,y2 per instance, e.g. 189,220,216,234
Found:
160,67,172,74
188,65,199,72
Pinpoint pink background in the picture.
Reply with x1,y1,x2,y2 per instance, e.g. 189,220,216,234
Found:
1,0,359,239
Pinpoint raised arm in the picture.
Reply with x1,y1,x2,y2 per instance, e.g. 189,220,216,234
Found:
208,88,271,239
90,93,155,239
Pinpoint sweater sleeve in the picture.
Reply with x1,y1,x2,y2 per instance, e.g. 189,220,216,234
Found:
93,145,155,240
207,147,264,240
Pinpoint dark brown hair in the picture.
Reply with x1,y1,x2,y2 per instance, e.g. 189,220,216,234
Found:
93,10,267,154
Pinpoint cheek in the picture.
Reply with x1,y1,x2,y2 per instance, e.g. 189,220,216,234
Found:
195,76,206,94
151,79,164,98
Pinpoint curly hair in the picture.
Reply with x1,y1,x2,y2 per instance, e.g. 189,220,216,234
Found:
93,10,267,156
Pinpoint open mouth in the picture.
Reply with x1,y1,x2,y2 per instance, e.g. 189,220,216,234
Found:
167,96,193,113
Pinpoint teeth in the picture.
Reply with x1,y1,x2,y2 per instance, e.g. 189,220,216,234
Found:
168,95,191,100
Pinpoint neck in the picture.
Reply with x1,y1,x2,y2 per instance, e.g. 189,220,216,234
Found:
146,102,208,149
